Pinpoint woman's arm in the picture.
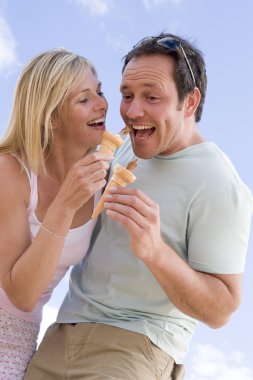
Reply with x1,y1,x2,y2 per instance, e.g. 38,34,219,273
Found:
0,152,111,311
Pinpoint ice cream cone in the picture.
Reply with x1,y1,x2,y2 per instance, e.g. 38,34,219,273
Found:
98,131,124,154
119,125,130,138
91,163,137,219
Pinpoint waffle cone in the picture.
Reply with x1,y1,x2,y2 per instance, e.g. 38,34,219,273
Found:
98,131,124,154
91,164,136,219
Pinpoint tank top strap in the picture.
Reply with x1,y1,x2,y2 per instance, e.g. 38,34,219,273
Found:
10,153,38,212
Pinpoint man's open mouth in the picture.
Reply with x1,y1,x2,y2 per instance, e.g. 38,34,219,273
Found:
132,125,155,138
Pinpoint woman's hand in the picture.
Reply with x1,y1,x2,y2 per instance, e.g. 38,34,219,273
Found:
56,152,113,212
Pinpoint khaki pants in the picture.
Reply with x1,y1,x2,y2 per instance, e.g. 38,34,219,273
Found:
24,323,184,380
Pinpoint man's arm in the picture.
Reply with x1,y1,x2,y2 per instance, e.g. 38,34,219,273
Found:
104,186,243,328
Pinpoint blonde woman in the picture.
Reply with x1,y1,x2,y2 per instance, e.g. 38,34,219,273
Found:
0,49,112,379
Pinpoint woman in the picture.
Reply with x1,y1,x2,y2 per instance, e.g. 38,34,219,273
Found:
0,48,112,379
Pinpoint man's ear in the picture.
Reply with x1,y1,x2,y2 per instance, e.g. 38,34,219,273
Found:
184,87,201,118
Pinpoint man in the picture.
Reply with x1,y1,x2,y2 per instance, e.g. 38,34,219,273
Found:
25,33,253,380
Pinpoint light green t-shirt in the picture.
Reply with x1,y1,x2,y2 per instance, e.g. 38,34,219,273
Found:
57,139,252,364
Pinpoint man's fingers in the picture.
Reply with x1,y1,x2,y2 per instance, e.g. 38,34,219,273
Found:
105,188,155,214
105,206,144,235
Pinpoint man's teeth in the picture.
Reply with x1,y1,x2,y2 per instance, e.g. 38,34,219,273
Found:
88,118,105,125
132,125,154,130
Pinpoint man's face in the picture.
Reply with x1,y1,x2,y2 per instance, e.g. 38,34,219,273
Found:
120,54,188,158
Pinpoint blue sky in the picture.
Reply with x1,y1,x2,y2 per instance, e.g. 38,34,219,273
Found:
0,1,252,379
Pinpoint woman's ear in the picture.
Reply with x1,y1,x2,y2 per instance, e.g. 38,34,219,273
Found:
50,110,58,130
184,87,201,118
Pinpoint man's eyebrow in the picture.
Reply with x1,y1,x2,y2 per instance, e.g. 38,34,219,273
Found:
120,83,160,91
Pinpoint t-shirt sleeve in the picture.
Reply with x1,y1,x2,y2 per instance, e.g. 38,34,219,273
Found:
187,187,253,274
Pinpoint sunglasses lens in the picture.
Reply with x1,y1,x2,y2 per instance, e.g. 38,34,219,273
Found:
157,37,180,50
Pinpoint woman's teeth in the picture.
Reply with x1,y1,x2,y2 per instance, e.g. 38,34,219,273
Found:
88,117,105,126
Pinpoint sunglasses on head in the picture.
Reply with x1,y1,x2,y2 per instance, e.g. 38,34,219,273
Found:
133,36,196,87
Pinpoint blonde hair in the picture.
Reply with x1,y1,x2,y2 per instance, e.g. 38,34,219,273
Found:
0,49,96,174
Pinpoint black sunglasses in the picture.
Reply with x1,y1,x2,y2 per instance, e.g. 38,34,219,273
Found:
133,36,196,87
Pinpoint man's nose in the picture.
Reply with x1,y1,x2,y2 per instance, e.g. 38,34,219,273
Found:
126,100,144,119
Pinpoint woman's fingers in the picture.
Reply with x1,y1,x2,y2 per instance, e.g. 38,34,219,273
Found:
57,154,112,211
79,151,113,167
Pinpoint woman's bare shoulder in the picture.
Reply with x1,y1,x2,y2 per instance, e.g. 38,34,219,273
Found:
0,153,30,205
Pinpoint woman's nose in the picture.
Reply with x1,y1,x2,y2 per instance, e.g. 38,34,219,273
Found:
95,95,108,111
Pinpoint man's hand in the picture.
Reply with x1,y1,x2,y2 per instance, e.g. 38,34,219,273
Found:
104,187,163,262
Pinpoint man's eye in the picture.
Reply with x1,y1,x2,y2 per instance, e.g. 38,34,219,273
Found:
98,91,104,97
147,96,159,101
122,94,132,101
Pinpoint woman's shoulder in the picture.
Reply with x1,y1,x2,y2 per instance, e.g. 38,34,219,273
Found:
0,151,31,171
0,153,21,176
0,153,31,206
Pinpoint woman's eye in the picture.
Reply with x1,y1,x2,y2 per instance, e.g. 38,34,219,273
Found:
80,99,88,103
98,91,104,97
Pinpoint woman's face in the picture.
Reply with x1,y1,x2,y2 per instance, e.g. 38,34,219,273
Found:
54,69,108,152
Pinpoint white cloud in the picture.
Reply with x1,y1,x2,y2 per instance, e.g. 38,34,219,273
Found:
72,0,112,15
186,344,253,380
142,0,183,11
37,305,58,345
0,15,19,74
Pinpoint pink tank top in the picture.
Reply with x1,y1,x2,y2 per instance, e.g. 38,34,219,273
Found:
0,158,100,323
